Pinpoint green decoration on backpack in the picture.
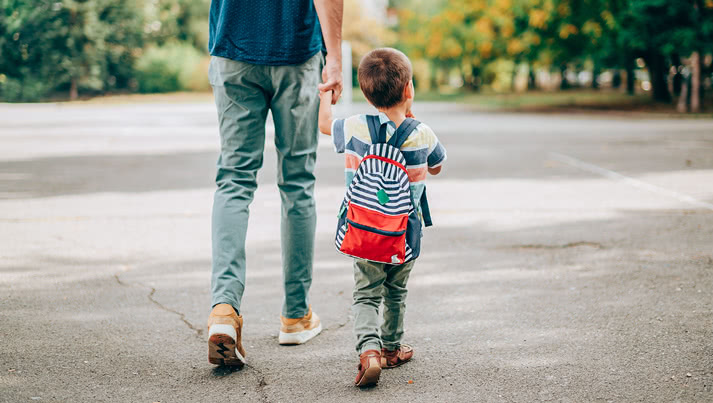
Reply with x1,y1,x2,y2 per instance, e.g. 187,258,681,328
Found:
377,188,390,205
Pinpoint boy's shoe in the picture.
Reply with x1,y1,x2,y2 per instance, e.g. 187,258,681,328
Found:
278,306,322,345
381,344,414,368
207,304,246,367
355,349,382,387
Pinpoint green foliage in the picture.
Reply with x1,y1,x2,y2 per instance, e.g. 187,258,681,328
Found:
135,42,205,93
0,0,145,101
0,0,210,101
395,0,713,103
142,0,210,50
0,0,69,101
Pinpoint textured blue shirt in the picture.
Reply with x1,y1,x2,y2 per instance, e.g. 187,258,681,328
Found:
209,0,323,66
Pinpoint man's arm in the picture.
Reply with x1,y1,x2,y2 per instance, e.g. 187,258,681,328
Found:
318,90,333,135
314,0,343,105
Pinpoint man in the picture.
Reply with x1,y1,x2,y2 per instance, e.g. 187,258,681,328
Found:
205,0,344,367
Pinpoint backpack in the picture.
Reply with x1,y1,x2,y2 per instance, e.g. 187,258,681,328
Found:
335,115,432,264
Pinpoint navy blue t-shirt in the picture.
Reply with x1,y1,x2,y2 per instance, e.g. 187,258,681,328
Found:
209,0,323,66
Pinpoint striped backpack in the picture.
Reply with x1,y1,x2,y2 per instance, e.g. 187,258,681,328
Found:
335,115,431,264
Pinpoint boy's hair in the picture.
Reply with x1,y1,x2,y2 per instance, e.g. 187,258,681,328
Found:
358,48,412,108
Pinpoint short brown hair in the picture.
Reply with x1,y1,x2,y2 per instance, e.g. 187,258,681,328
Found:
357,48,412,108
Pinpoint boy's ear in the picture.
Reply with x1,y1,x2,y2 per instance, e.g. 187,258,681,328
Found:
404,80,414,100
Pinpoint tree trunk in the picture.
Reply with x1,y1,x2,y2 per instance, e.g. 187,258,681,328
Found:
592,66,600,89
677,72,689,113
672,54,683,96
645,53,671,103
528,67,536,90
429,63,438,91
469,66,481,91
560,64,570,90
625,63,635,95
69,77,78,101
612,70,622,89
690,51,701,113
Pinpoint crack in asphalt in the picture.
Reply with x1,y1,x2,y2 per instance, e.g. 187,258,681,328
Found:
244,364,270,403
113,273,204,340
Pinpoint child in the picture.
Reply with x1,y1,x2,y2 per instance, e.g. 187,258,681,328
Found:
318,48,447,387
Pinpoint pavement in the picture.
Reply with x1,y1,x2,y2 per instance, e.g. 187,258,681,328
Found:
0,100,712,403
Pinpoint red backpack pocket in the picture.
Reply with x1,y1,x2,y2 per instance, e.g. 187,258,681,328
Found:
339,203,409,264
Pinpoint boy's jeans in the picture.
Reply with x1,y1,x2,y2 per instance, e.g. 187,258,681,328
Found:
208,53,322,318
353,259,415,354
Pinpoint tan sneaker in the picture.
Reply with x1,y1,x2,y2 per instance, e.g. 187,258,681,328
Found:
207,304,246,367
278,306,322,345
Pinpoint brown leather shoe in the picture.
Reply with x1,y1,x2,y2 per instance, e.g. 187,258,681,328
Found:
355,349,382,387
381,344,413,368
207,304,246,367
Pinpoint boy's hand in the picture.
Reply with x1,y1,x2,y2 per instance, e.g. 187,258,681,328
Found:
318,90,334,135
406,109,415,118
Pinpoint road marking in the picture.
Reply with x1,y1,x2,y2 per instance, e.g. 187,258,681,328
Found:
549,152,713,211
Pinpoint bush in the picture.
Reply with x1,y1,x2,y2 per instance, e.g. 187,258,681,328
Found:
0,75,52,102
135,43,206,93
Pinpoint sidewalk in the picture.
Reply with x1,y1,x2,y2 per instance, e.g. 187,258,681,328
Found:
1,102,711,402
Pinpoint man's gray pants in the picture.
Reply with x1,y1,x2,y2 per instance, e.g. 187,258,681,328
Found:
208,53,323,318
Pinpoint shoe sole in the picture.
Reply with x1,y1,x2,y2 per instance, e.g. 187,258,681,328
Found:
278,323,323,345
355,365,381,387
208,333,245,367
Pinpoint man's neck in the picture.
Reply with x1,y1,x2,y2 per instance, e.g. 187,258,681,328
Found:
377,105,408,128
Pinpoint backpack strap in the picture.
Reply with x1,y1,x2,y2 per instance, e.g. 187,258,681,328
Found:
366,115,388,144
388,118,421,149
419,188,433,227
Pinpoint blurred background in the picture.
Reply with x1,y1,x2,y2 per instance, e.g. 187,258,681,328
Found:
1,0,712,113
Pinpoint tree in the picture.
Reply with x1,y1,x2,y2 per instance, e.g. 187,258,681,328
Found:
1,0,144,101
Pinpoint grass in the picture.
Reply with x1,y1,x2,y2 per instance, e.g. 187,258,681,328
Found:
44,88,713,117
353,88,713,117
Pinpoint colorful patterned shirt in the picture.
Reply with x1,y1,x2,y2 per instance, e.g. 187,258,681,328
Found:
331,112,447,214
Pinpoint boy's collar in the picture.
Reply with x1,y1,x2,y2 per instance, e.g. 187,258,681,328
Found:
377,112,397,128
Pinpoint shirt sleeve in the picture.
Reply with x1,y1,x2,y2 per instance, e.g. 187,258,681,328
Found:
423,125,447,168
332,118,346,153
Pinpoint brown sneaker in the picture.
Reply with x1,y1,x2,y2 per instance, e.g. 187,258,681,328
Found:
207,304,246,367
381,344,413,368
355,349,382,387
278,306,322,345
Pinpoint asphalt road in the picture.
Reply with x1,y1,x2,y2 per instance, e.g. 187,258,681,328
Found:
1,101,712,402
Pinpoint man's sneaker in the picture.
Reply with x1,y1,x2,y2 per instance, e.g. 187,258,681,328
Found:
355,349,381,387
207,304,246,367
278,306,322,345
381,344,414,368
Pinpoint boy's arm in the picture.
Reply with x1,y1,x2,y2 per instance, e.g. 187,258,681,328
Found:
318,90,333,135
408,111,444,175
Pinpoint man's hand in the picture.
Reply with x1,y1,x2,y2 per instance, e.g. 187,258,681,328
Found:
314,0,343,105
318,56,343,104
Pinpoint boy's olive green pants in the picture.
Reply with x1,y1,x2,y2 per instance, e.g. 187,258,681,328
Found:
208,53,322,319
353,259,415,354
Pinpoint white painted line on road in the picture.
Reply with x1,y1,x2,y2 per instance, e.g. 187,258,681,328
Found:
549,152,713,211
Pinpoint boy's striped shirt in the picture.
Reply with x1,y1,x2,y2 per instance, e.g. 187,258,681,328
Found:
331,112,446,215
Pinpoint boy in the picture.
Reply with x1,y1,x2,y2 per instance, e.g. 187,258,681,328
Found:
318,48,447,387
